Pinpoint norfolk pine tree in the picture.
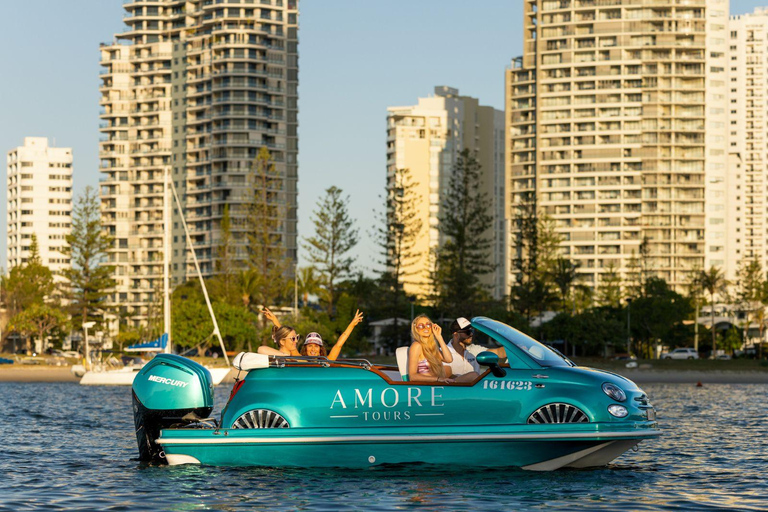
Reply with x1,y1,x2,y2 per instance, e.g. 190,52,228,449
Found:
376,168,423,297
246,147,290,311
375,168,422,350
303,186,359,316
433,149,495,317
61,186,116,333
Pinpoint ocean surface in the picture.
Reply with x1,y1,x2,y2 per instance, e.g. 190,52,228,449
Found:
0,381,765,511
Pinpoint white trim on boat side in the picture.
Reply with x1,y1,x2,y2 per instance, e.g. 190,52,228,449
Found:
165,454,201,466
521,442,614,471
157,429,662,446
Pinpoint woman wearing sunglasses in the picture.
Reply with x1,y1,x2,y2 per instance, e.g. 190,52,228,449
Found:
257,323,302,357
261,308,364,360
407,315,455,383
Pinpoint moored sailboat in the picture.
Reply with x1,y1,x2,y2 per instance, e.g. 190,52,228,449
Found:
78,170,231,386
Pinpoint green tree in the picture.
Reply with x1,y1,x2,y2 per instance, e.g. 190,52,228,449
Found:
1,235,56,318
696,266,727,358
303,186,359,316
172,281,259,354
8,303,69,355
212,204,238,302
549,257,579,313
61,186,116,333
297,266,324,306
630,278,693,358
432,149,495,317
376,168,423,294
626,237,652,298
540,308,625,357
375,168,422,350
734,259,764,344
509,195,562,322
246,147,290,309
597,262,623,308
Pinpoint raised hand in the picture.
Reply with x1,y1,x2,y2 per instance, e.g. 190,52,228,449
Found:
432,323,442,338
262,307,280,327
350,309,364,327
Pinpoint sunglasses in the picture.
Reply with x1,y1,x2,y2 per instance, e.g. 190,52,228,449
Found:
416,323,432,330
283,335,301,343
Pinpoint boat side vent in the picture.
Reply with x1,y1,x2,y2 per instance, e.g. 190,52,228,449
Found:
232,409,290,429
527,403,589,424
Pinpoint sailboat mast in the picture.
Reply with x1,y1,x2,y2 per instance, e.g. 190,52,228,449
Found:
163,167,172,353
169,179,231,368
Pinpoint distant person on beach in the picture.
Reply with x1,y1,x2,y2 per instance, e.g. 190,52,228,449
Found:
262,307,364,361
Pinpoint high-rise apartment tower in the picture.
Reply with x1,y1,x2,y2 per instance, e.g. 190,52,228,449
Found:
6,137,73,279
508,0,729,292
99,0,298,326
724,7,768,280
387,87,506,299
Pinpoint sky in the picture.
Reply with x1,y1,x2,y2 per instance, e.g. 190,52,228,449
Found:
0,0,766,273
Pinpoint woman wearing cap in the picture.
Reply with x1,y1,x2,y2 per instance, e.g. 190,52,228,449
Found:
262,308,364,361
407,314,455,383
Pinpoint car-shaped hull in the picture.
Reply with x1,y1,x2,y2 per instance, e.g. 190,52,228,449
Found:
135,317,660,470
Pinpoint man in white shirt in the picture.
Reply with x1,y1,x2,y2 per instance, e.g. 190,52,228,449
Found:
445,317,507,380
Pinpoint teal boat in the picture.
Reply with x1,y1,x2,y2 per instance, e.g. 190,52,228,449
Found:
131,317,660,471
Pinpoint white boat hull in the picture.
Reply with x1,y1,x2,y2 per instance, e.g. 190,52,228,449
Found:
79,366,231,386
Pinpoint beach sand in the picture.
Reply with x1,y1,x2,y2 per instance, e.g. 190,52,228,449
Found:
1,366,766,384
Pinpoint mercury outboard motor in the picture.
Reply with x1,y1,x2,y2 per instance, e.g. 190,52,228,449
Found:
132,354,214,462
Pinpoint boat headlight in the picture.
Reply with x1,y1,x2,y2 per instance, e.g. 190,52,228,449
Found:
608,404,628,418
602,382,626,402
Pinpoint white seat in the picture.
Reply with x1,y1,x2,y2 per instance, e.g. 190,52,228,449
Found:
232,352,270,371
396,346,410,381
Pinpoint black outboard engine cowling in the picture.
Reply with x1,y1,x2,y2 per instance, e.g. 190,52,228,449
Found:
131,354,214,462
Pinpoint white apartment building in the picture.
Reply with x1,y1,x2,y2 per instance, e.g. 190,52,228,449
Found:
508,0,729,293
724,8,768,280
99,0,299,327
387,86,506,299
6,137,72,279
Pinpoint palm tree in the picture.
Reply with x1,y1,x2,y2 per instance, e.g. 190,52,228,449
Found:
297,267,323,307
237,269,261,312
697,266,727,359
550,257,579,313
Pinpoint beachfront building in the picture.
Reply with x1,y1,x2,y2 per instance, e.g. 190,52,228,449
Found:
99,0,299,327
507,0,729,293
386,87,506,300
723,8,768,280
6,137,73,280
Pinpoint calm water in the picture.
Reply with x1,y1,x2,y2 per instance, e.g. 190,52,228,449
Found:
0,382,765,511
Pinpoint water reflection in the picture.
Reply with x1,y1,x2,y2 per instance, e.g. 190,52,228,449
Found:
0,383,765,511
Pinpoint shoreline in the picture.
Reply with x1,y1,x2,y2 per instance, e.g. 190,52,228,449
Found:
1,366,767,384
0,366,239,384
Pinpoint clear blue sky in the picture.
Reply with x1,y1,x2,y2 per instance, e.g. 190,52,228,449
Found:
0,0,765,273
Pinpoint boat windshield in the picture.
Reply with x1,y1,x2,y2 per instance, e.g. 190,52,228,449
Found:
475,319,574,368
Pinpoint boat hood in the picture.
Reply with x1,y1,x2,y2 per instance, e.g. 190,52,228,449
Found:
547,365,644,392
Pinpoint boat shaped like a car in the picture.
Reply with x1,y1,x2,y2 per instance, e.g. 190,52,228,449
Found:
132,317,660,471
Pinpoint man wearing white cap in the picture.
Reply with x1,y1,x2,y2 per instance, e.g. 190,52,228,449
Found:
444,317,506,379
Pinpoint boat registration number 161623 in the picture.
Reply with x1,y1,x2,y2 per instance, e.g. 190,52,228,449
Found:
483,380,532,391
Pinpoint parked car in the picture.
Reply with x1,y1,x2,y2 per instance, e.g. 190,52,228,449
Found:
662,348,699,360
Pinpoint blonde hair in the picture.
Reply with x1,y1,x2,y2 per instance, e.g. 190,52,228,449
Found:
271,325,296,351
411,315,445,378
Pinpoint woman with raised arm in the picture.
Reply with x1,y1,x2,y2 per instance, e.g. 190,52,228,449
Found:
257,322,302,357
407,315,454,383
261,308,364,361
